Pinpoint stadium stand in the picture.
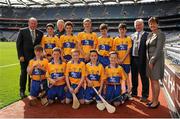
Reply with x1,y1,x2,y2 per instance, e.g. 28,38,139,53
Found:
0,1,179,19
0,1,179,62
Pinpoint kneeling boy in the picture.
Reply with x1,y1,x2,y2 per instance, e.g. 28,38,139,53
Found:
46,47,66,105
65,49,86,105
85,50,105,104
27,45,48,106
104,51,127,106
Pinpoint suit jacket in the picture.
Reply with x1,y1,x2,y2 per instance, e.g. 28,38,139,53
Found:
146,30,165,79
131,31,148,66
16,27,43,62
146,30,165,64
55,29,65,38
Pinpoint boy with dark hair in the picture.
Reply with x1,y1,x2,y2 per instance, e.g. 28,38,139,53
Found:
113,23,132,100
97,23,113,67
58,21,79,62
84,49,105,104
41,23,59,61
104,51,127,106
27,45,48,106
46,47,66,105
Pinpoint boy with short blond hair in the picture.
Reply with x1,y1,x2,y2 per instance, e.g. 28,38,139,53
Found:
65,49,86,104
77,18,98,63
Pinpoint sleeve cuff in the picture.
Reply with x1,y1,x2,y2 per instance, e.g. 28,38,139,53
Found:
149,56,155,64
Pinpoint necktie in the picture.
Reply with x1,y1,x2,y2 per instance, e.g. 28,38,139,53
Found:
134,32,140,56
31,30,35,43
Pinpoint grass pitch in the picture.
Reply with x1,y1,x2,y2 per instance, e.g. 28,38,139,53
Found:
0,42,21,109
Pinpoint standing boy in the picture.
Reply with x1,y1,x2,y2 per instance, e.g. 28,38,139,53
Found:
113,23,132,100
77,18,98,63
58,21,79,62
41,23,59,61
97,23,113,67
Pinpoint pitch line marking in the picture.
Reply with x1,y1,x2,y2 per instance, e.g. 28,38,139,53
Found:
0,63,19,68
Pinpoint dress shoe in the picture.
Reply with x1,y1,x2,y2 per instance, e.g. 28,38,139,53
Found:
146,102,153,106
20,92,27,99
140,97,147,102
148,102,160,109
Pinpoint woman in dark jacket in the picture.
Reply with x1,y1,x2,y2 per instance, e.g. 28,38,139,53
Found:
146,17,165,108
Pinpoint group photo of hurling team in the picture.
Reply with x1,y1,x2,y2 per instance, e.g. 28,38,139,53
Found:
16,16,165,113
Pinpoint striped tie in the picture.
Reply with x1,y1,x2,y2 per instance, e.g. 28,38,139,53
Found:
31,30,35,43
134,32,140,56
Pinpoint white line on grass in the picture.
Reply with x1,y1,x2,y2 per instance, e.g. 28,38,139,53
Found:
0,63,19,68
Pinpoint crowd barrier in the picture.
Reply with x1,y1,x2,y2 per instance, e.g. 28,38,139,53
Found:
164,64,180,115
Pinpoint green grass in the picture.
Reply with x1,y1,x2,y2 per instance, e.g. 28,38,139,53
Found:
0,42,19,65
0,42,22,109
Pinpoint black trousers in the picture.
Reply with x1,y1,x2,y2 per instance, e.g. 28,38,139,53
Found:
131,56,149,98
19,61,31,93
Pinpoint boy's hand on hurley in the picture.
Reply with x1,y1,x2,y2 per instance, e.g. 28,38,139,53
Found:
69,87,74,94
74,88,79,94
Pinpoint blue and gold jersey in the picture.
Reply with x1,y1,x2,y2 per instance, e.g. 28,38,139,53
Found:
46,61,66,86
105,65,127,84
41,35,59,56
97,36,113,57
65,61,86,85
77,32,98,56
58,34,78,56
113,36,132,64
86,62,106,87
28,58,48,81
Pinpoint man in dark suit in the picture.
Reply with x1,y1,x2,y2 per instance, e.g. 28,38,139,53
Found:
131,19,149,102
16,17,43,98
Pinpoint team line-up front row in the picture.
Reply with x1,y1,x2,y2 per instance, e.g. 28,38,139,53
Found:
27,19,133,108
28,46,129,109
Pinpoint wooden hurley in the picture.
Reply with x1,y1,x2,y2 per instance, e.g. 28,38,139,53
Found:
92,87,116,113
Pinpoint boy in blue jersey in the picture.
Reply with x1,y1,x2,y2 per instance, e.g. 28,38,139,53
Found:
65,49,86,104
97,23,113,67
58,21,79,62
84,50,105,104
113,23,133,100
46,47,66,105
104,51,127,106
27,45,48,106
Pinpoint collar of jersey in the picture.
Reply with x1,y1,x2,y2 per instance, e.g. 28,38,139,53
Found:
33,57,43,61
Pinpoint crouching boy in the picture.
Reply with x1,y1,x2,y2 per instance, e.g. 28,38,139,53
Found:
65,49,86,105
46,47,66,105
27,45,48,106
104,51,127,106
84,49,105,104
